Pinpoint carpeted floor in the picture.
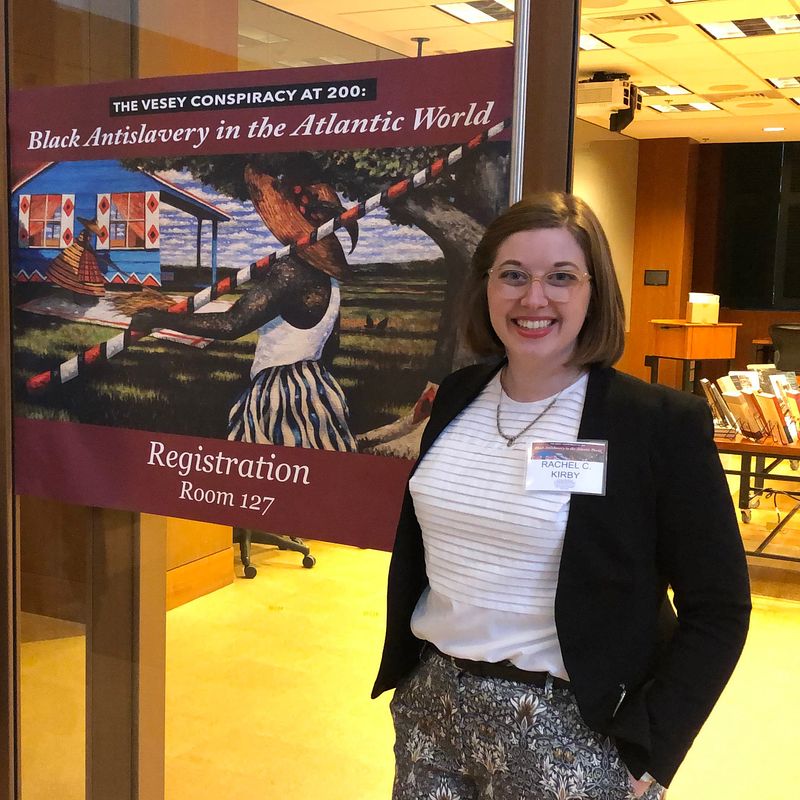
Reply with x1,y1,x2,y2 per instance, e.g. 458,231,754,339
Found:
19,538,800,799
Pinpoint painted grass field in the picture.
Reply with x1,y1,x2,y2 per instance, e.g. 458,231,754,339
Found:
11,259,447,441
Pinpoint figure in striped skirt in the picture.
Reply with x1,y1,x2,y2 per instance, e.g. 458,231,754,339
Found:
131,166,357,452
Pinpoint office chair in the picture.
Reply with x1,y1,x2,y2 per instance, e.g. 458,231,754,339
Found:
233,528,316,579
769,324,800,372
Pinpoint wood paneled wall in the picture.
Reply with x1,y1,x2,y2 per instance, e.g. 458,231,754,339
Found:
691,144,724,294
136,0,237,78
719,307,800,369
616,139,699,386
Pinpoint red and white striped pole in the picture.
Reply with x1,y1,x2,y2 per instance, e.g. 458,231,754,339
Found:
26,118,510,394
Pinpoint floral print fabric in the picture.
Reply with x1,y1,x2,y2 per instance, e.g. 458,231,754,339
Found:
390,650,664,800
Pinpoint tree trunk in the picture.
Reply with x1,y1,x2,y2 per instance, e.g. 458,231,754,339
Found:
391,193,485,378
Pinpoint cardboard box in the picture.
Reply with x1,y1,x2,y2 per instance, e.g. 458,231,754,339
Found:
687,292,719,324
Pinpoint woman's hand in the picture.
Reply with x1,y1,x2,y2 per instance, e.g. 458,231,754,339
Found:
628,771,655,798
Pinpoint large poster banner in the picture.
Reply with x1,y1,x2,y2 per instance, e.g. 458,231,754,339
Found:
9,49,513,549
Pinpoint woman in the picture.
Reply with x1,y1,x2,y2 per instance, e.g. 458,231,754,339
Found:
372,193,750,799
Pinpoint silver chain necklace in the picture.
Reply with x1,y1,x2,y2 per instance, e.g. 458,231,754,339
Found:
496,375,560,448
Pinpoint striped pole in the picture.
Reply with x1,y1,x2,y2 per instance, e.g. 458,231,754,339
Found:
26,118,510,394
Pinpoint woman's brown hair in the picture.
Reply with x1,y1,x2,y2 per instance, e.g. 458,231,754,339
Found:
462,192,626,368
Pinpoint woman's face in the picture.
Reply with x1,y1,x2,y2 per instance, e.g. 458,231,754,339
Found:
486,227,592,371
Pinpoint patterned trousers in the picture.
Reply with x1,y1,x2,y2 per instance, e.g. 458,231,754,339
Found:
390,649,665,800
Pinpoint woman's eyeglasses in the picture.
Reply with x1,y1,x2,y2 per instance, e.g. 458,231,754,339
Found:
487,268,592,302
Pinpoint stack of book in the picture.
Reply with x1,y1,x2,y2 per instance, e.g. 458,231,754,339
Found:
701,365,800,444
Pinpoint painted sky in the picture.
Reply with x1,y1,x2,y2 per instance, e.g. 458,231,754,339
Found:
156,167,443,268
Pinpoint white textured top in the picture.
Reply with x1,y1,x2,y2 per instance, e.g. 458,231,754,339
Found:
409,371,588,678
250,279,340,378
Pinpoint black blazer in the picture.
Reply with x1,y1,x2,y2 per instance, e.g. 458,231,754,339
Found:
372,361,751,788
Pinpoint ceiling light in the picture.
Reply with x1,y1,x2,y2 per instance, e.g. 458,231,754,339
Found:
275,59,313,68
790,97,800,106
699,21,746,39
767,77,800,89
639,85,690,96
435,3,496,23
579,33,612,51
238,26,287,45
765,15,800,35
495,0,515,10
651,102,720,113
763,127,785,132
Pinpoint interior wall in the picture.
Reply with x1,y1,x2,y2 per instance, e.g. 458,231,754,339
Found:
9,0,133,87
616,138,699,384
136,0,238,78
572,118,639,331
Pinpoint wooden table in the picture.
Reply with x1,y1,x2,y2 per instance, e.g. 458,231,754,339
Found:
715,433,800,563
646,319,741,392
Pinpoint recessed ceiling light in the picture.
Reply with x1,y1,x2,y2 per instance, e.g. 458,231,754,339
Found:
650,102,720,113
579,33,612,51
700,15,800,39
275,59,313,68
765,15,800,35
763,127,785,132
639,85,690,96
237,26,288,46
699,21,746,40
435,3,498,23
767,77,800,89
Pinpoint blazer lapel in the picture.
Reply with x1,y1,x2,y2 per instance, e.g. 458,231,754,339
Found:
565,365,615,547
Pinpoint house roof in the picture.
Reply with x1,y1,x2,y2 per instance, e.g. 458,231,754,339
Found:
12,161,232,222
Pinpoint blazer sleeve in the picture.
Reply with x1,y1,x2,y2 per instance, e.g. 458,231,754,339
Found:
642,394,751,782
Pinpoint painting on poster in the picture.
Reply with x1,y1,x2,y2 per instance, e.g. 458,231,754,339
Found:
8,50,513,547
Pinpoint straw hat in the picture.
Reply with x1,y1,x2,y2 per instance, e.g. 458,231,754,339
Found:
244,165,355,280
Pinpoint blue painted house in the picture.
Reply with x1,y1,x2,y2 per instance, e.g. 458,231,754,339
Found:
11,160,231,287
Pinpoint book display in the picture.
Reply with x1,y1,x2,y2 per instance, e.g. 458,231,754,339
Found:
703,368,800,444
712,367,800,558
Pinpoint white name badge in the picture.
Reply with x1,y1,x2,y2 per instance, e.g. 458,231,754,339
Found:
525,440,608,495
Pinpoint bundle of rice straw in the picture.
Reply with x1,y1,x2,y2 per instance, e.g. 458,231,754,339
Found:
111,288,176,316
